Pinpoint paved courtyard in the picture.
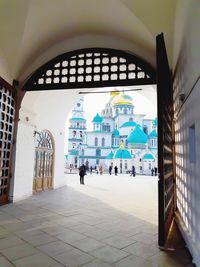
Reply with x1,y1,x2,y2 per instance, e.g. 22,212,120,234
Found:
0,174,194,267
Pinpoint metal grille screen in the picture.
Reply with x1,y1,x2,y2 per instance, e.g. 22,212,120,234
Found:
0,85,15,204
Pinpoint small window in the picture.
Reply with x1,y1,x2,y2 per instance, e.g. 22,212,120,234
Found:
189,125,196,163
102,137,105,147
95,137,98,146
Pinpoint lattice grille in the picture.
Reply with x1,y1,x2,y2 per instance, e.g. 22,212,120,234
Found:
0,85,15,201
24,48,156,90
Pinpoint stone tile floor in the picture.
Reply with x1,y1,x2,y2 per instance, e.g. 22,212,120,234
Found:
0,174,195,266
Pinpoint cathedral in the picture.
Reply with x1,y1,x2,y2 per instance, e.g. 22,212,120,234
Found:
67,91,158,174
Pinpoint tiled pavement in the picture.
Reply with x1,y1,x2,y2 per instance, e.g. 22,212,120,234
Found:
0,174,195,267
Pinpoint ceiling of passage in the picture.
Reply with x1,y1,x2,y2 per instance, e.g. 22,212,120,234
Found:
0,0,176,84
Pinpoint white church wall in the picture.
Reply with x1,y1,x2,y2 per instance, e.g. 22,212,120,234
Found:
173,1,200,265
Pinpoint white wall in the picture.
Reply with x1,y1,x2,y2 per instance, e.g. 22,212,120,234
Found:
173,1,200,265
13,120,35,201
13,89,80,201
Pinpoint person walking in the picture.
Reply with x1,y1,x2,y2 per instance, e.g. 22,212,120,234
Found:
79,164,86,184
99,165,103,175
130,165,135,177
90,166,93,175
109,165,112,175
154,167,158,176
114,166,118,176
151,168,154,176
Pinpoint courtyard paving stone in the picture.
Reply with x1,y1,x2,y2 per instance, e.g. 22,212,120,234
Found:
0,174,194,266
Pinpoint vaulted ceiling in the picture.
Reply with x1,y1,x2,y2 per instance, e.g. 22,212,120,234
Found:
0,0,176,84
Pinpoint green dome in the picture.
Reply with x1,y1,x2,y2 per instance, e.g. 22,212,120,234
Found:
69,150,78,155
127,125,148,144
149,130,157,138
113,149,132,159
112,129,120,136
120,121,137,128
143,153,155,160
92,113,103,123
106,151,114,159
70,117,85,121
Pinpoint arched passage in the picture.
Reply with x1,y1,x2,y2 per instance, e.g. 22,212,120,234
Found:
2,41,174,247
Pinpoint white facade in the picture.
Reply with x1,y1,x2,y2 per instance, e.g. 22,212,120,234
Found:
67,93,157,174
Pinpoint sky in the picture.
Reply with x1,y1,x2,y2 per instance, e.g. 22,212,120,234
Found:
64,85,157,153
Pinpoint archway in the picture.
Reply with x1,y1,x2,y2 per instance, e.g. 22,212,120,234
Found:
1,37,174,247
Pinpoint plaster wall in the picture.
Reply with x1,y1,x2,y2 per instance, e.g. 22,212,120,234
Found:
13,120,35,201
13,89,80,201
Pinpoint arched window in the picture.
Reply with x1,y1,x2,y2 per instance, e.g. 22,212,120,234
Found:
95,137,98,146
72,130,76,137
143,125,148,135
124,108,127,114
102,137,105,147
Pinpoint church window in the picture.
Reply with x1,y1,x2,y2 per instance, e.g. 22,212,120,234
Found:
143,125,148,135
80,131,83,138
77,122,79,127
124,108,127,114
96,149,101,156
95,137,98,146
125,160,127,170
129,118,133,121
82,149,84,156
77,103,80,107
72,130,76,137
125,140,128,147
102,138,105,146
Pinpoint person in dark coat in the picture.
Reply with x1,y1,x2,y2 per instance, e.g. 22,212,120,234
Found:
79,164,86,184
114,166,118,176
109,165,112,175
130,165,135,177
151,168,154,176
154,167,158,176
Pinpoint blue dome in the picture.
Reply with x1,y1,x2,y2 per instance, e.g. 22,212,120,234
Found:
120,121,137,128
149,130,157,138
92,113,103,123
106,151,114,159
127,125,148,144
153,118,158,126
143,153,155,160
70,117,85,121
112,129,120,136
113,149,132,159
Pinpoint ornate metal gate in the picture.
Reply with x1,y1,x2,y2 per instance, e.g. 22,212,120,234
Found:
157,33,175,246
0,78,15,205
33,130,54,192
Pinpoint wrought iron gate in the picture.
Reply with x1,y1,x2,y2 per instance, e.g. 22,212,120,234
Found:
157,33,175,246
0,78,15,205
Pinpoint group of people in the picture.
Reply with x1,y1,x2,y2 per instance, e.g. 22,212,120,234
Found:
79,163,158,184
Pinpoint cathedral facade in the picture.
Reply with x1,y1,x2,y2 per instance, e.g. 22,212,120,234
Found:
67,92,157,174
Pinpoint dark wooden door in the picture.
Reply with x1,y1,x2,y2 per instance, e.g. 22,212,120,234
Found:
157,33,175,246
